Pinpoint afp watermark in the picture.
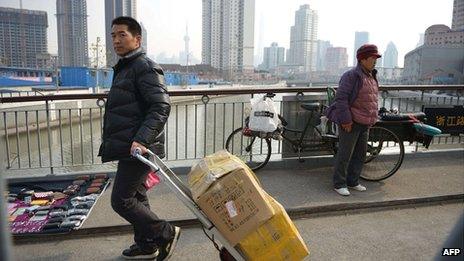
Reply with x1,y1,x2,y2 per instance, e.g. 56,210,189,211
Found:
442,248,462,256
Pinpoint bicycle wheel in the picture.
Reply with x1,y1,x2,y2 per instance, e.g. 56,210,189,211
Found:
361,126,405,181
225,127,271,171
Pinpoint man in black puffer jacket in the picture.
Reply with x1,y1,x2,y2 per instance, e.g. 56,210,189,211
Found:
99,16,180,260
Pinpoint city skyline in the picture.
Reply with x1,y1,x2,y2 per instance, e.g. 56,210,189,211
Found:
0,0,455,67
202,0,255,80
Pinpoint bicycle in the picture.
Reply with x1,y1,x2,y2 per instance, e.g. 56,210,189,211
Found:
225,92,406,181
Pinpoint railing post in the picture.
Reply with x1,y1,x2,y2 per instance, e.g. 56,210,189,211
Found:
0,121,13,261
45,100,54,175
2,113,10,169
415,89,427,152
202,95,210,157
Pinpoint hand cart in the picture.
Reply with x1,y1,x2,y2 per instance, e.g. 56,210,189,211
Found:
133,149,246,261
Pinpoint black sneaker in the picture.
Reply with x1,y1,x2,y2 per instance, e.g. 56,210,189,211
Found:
122,243,159,260
157,226,181,261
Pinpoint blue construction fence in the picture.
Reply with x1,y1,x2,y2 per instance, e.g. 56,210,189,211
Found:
0,66,54,87
0,76,52,87
164,72,199,86
61,67,199,88
60,67,113,88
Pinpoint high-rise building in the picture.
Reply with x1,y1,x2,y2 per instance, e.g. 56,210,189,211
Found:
105,0,137,66
286,4,318,73
141,23,147,53
353,31,369,66
56,0,89,67
184,25,190,64
403,3,464,84
0,7,48,68
260,42,285,71
403,25,464,84
325,47,348,75
316,40,332,71
383,42,398,68
424,24,464,47
452,0,464,30
179,25,191,66
202,0,255,80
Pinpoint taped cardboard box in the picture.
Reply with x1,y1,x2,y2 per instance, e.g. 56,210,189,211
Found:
238,196,310,261
188,150,274,246
188,150,243,200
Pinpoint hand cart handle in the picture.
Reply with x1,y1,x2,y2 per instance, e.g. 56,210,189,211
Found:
132,148,246,261
132,148,214,229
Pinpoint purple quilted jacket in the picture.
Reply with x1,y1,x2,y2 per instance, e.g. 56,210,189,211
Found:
325,64,379,125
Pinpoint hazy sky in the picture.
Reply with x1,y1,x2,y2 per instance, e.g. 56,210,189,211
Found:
2,0,455,67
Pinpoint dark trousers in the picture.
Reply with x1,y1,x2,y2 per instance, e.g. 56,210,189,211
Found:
111,159,174,248
333,122,368,189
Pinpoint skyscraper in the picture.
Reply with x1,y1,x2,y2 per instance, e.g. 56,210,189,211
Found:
325,47,348,75
316,40,332,71
403,24,464,84
184,25,190,64
260,42,285,71
202,0,255,80
141,23,147,53
452,0,464,30
105,0,137,66
383,42,398,68
56,0,89,67
0,7,48,68
424,24,464,47
353,31,369,66
286,4,318,73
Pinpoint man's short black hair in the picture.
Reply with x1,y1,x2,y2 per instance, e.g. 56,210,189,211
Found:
111,16,142,36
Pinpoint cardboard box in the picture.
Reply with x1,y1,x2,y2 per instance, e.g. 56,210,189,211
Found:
238,196,310,261
189,151,274,246
196,168,274,246
188,150,244,200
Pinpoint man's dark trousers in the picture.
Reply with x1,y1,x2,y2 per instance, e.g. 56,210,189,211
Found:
111,159,174,247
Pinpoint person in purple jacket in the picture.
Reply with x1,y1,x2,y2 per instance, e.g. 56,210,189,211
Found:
325,44,381,196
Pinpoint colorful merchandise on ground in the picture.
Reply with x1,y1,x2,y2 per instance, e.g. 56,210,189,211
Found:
5,174,111,235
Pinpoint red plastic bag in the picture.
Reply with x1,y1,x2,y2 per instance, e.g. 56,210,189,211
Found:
144,171,160,190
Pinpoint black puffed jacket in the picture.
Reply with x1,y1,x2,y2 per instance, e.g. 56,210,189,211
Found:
98,50,171,162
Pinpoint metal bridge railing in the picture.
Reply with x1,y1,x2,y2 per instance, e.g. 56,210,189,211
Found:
1,85,463,176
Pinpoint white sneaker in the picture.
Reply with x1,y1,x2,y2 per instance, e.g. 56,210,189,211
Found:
334,187,350,196
349,184,367,192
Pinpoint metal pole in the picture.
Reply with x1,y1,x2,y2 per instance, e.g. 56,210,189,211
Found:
55,59,59,92
46,100,54,175
0,122,13,261
95,37,100,93
91,37,102,94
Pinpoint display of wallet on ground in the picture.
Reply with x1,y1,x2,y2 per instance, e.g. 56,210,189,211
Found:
5,174,111,235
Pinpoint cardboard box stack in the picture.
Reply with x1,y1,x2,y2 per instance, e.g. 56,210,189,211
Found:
188,150,309,260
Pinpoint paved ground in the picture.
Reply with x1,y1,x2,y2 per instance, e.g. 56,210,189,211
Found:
11,202,463,261
6,149,464,260
79,150,464,228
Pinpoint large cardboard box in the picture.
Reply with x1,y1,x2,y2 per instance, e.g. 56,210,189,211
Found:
189,151,274,246
188,150,242,200
238,196,310,260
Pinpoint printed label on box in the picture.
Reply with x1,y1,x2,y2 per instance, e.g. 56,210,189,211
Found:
225,201,238,218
